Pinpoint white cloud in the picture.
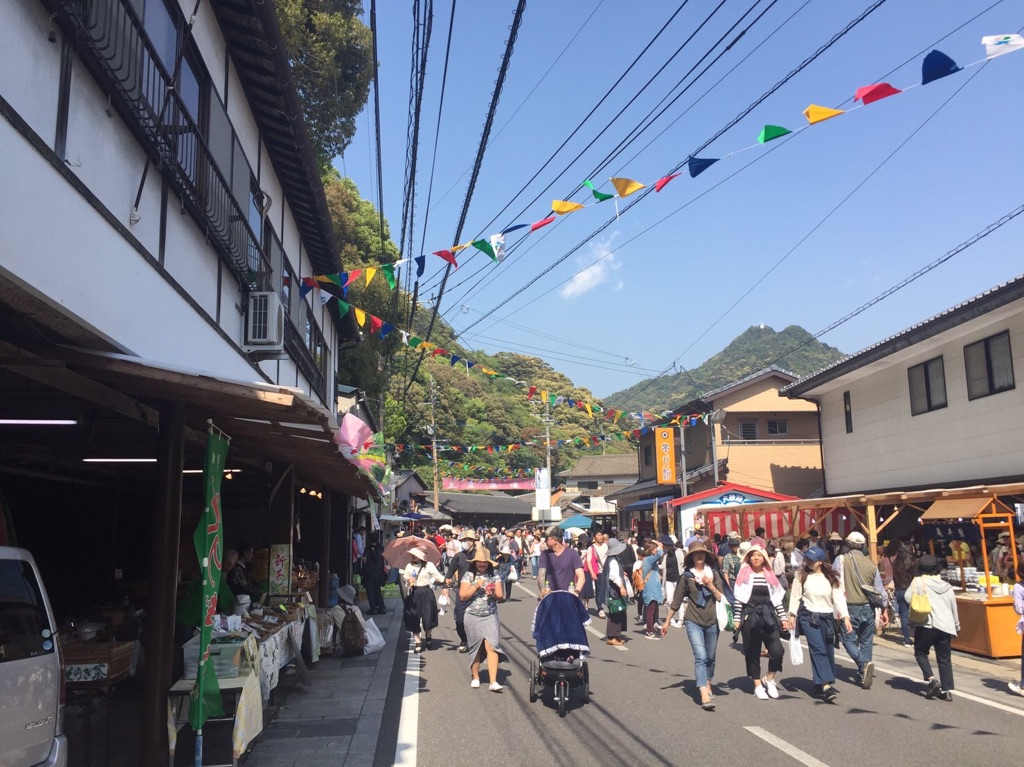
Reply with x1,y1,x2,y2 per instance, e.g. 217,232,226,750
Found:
560,240,620,298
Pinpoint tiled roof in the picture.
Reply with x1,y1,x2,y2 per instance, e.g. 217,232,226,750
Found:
436,492,534,517
558,454,638,478
702,366,798,401
783,274,1024,397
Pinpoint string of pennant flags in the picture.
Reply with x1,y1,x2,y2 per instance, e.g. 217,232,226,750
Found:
399,36,1024,272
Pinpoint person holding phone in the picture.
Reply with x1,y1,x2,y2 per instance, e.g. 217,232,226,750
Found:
459,547,506,692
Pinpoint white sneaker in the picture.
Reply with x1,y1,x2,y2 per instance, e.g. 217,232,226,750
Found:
1010,682,1024,697
762,677,779,699
470,678,480,688
489,682,504,693
754,685,770,700
670,619,683,628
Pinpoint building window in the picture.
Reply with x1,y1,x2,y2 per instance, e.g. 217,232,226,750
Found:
739,421,757,441
843,391,853,433
908,357,947,415
643,445,652,467
767,419,788,436
578,480,598,490
964,331,1015,400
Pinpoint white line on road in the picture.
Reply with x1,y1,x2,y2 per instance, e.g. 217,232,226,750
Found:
744,726,831,766
394,639,421,766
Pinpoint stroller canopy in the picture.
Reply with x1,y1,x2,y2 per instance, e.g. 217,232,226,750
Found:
531,591,591,659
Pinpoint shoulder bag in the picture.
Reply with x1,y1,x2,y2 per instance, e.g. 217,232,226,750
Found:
908,580,932,624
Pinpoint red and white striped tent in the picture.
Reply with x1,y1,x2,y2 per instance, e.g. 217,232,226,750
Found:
669,483,855,542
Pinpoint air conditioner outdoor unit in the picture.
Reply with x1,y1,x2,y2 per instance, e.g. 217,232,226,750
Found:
244,291,285,349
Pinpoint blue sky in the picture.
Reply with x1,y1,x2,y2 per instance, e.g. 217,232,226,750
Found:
336,1,1024,404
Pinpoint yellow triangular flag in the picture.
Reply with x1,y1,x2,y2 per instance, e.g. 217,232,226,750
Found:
353,307,366,326
611,177,645,197
451,243,470,253
552,200,585,215
364,267,377,286
803,104,844,125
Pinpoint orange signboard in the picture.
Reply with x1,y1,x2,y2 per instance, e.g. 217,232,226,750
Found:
655,427,677,485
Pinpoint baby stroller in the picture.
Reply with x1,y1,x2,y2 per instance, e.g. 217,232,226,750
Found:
528,590,591,717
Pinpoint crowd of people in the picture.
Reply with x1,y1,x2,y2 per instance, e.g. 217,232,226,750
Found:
360,520,1024,706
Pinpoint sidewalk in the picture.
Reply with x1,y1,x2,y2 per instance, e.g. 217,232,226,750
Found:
240,596,406,767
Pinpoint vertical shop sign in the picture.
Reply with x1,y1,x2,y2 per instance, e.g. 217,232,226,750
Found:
655,427,677,485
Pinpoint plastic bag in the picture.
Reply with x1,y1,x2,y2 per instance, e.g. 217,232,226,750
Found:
789,624,804,666
437,591,449,608
508,565,520,582
716,598,733,631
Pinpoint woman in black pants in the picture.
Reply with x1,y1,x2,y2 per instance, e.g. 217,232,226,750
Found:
733,544,790,700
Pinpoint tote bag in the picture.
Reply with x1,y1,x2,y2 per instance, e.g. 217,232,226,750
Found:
909,580,932,624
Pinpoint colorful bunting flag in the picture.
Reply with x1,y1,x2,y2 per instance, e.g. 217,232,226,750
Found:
369,314,383,334
687,157,718,178
363,267,377,286
415,256,425,278
983,34,1024,59
353,307,366,326
552,200,585,215
584,180,615,202
488,233,506,262
758,125,791,143
380,264,396,289
803,104,844,125
336,300,350,317
921,49,960,85
433,249,458,269
471,239,498,262
501,223,528,234
380,322,394,338
611,177,645,197
654,172,682,191
451,243,470,253
853,82,901,104
344,269,362,288
531,216,556,231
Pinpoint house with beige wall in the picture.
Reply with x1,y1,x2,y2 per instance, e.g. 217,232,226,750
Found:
782,277,1024,495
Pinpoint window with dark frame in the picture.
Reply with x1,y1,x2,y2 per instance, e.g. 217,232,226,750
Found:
843,391,853,433
964,331,1015,400
740,421,757,441
643,445,652,467
908,356,947,415
767,419,788,436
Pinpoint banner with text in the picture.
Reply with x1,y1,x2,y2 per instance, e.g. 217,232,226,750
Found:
655,426,677,485
442,477,537,491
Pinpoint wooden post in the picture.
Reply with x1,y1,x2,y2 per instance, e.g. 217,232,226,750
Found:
318,493,331,608
866,503,878,564
139,403,185,766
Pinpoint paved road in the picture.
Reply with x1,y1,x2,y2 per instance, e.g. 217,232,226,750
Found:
400,579,1024,765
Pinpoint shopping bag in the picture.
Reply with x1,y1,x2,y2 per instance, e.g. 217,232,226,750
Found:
363,618,386,655
716,598,733,631
909,582,932,624
507,564,520,582
437,591,449,608
789,629,804,666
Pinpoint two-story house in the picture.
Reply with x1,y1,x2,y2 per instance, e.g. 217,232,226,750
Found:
1,1,373,761
558,453,639,513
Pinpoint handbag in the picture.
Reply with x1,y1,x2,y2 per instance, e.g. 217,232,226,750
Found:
716,597,733,631
849,553,887,610
789,621,804,666
507,564,519,582
909,580,932,624
608,595,627,614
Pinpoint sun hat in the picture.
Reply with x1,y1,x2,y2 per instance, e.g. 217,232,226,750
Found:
490,527,498,534
606,538,627,557
683,539,714,567
803,546,827,563
738,541,752,557
742,544,769,565
407,547,428,562
828,532,843,542
460,529,478,541
468,547,497,566
918,554,942,574
846,531,866,546
337,584,358,605
997,531,1010,539
727,531,741,542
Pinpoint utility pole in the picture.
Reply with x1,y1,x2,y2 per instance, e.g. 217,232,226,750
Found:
544,397,552,481
429,376,439,514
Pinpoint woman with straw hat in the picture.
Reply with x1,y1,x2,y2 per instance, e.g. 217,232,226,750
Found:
458,546,506,691
663,539,725,710
733,544,789,700
402,547,444,653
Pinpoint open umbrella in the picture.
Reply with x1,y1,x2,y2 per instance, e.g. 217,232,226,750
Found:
564,527,585,538
383,537,442,569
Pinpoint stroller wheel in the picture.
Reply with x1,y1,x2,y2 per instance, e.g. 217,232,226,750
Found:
556,681,568,718
581,662,590,703
528,662,538,703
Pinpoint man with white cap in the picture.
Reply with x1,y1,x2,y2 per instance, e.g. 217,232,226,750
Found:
444,529,482,652
834,530,888,688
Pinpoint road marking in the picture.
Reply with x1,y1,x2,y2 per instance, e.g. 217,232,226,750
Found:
513,581,629,651
744,726,831,766
394,639,421,766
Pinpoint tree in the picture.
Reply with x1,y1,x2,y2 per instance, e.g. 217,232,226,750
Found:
275,0,374,167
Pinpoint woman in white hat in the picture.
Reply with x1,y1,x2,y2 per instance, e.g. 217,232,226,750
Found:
733,544,789,700
402,547,444,653
458,546,506,691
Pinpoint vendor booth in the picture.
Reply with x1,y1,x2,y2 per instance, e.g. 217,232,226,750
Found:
917,497,1020,659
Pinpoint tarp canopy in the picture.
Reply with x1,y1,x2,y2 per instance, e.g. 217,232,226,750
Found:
623,495,676,512
558,513,594,530
918,497,999,521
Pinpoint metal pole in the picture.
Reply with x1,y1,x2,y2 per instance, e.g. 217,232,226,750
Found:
678,424,687,498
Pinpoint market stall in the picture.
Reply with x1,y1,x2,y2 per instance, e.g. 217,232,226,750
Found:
918,497,1021,659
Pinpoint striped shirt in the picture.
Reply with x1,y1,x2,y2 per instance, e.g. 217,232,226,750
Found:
734,572,787,619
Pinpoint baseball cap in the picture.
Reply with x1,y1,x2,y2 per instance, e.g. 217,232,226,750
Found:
804,546,827,563
846,531,866,545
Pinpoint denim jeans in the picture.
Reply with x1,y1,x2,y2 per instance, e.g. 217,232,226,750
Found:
841,602,876,674
894,589,911,642
530,555,539,579
799,612,837,686
684,621,719,688
596,569,609,610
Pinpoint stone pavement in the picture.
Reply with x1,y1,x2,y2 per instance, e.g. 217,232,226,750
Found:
240,596,406,767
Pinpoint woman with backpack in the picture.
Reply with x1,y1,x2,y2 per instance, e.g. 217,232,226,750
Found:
662,540,725,710
904,554,959,701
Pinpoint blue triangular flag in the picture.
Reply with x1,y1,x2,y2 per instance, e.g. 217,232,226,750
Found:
921,49,960,85
500,223,528,235
415,256,426,278
380,323,394,339
687,156,719,178
450,355,461,366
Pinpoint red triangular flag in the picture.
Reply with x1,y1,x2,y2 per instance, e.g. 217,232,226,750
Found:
343,269,362,288
432,250,458,269
531,216,556,231
369,315,383,334
654,173,681,192
854,83,902,105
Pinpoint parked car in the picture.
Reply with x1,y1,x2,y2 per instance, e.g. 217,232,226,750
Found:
0,546,67,766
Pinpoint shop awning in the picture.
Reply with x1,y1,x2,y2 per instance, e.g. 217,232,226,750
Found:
623,495,677,512
919,497,998,521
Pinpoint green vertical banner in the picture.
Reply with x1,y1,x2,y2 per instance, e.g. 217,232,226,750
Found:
189,429,230,731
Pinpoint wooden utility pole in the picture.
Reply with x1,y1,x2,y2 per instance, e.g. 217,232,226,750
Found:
429,376,439,514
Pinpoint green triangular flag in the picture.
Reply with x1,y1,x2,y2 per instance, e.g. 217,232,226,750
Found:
583,180,614,202
380,263,396,290
758,125,791,143
336,299,350,316
471,239,497,262
409,336,422,348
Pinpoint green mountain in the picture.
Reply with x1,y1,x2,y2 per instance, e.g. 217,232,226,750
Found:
603,325,846,413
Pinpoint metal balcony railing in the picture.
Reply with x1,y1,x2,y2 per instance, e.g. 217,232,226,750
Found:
285,322,326,400
52,0,271,290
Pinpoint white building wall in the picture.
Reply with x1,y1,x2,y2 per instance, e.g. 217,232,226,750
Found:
1,3,60,137
819,302,1024,494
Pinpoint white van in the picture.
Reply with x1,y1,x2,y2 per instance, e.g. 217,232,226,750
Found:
0,546,68,766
